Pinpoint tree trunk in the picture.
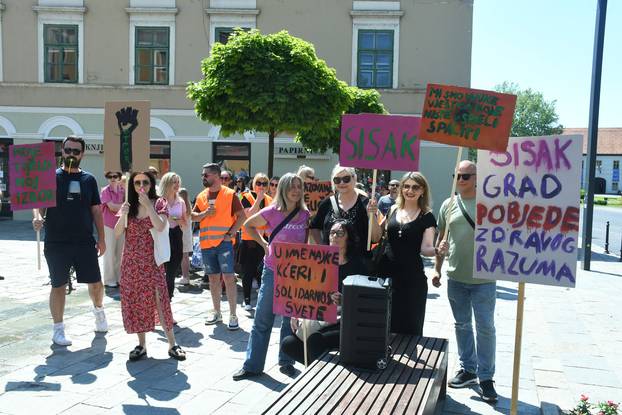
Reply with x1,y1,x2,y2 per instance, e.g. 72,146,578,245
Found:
268,129,275,178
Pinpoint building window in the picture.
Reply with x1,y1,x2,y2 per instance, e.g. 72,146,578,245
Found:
135,27,169,85
214,27,250,45
613,182,619,192
44,25,78,83
150,140,171,175
614,160,620,170
596,160,602,173
357,30,393,88
213,143,250,177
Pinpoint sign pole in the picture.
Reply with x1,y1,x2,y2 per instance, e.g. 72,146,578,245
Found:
367,169,378,250
34,209,42,271
442,147,463,240
302,322,309,368
510,282,526,415
124,172,129,227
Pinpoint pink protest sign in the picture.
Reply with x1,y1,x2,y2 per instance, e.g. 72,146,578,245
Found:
273,242,339,323
9,142,57,210
339,114,421,171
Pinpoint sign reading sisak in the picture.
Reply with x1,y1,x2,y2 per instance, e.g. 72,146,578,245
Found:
9,142,57,210
419,84,517,152
474,135,582,288
339,114,421,171
273,242,339,323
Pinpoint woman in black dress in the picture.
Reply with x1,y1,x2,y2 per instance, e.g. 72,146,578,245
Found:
380,172,445,335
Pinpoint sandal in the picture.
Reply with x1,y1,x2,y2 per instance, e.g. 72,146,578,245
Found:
168,345,186,361
129,345,146,361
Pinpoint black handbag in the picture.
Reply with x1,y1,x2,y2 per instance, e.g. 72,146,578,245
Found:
369,205,397,276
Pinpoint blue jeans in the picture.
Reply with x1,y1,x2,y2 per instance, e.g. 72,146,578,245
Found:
201,240,235,275
447,279,496,381
243,265,293,373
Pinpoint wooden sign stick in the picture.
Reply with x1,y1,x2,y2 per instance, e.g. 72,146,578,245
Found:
442,147,464,240
303,321,309,367
124,172,129,228
367,169,378,250
34,209,42,271
510,282,526,415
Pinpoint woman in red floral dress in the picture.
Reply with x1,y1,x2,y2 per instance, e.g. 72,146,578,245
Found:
115,171,186,361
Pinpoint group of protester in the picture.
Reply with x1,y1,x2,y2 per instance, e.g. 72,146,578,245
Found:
32,135,498,403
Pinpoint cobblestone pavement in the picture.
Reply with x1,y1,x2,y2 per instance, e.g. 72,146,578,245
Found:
1,220,620,414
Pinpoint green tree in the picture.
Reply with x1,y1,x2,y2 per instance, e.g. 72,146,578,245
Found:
187,29,351,176
495,81,564,137
297,86,386,154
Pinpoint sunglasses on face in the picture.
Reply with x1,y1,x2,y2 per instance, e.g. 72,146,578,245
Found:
270,182,278,187
332,175,352,185
329,229,346,237
403,183,422,192
63,148,82,156
221,176,231,181
307,176,315,181
134,180,150,187
255,181,269,187
106,174,120,180
453,173,475,181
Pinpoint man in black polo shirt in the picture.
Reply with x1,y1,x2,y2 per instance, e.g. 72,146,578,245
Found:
33,135,108,346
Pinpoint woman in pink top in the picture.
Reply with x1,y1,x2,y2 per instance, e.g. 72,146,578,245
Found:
100,171,124,287
233,173,310,380
159,172,188,300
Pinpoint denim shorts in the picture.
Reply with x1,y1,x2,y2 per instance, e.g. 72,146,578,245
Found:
202,240,235,275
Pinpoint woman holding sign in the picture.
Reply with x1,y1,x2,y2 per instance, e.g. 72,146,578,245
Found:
310,165,381,258
379,172,445,335
115,171,186,362
233,173,310,381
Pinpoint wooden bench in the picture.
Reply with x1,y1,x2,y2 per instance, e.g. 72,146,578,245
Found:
262,334,448,415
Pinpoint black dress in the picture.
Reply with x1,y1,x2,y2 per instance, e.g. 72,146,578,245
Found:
380,210,436,335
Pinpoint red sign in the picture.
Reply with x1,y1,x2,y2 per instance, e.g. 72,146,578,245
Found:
9,142,57,210
419,84,516,152
273,242,339,323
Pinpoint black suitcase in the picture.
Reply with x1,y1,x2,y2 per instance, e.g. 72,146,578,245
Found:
339,275,392,370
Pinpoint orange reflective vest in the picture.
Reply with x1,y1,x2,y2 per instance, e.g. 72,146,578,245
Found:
196,186,236,249
240,192,272,241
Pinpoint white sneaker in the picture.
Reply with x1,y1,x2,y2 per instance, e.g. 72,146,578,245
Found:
244,303,252,311
178,276,190,285
205,311,223,325
52,328,72,346
228,315,240,331
93,307,108,333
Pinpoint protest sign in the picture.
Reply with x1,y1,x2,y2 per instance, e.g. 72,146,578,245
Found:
339,113,420,171
273,242,339,323
9,142,56,211
419,84,516,152
104,101,150,173
474,135,582,287
304,181,332,215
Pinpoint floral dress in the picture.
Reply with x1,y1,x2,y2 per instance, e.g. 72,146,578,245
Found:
120,198,174,333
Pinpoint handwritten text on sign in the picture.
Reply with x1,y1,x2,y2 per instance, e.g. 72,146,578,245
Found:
474,135,582,288
9,142,57,210
304,181,332,215
419,84,517,152
340,114,420,171
273,242,339,323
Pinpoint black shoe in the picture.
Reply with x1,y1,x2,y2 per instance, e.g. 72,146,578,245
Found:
279,364,296,377
232,368,260,381
448,369,478,388
479,379,498,402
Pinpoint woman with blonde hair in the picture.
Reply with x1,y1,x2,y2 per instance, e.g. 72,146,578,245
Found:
296,165,315,182
379,172,445,335
233,173,310,380
158,172,188,300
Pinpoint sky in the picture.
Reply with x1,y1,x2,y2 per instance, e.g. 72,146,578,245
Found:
471,0,621,128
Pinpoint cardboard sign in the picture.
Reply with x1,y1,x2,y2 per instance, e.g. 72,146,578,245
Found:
474,135,582,287
273,242,339,323
304,181,332,215
8,142,57,211
339,114,420,171
419,84,516,152
104,101,150,173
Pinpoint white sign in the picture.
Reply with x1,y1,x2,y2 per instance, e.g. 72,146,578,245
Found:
474,135,582,288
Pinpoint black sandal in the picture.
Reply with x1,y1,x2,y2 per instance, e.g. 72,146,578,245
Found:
168,345,186,361
129,345,146,361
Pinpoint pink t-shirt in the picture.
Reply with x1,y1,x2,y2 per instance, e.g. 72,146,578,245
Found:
100,185,125,228
260,205,310,270
167,198,186,229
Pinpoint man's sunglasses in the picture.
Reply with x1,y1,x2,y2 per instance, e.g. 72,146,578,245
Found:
403,183,422,191
106,174,121,180
453,173,475,181
134,180,150,187
332,176,352,185
255,181,269,187
63,148,82,156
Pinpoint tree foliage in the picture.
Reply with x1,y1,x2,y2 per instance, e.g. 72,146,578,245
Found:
297,86,386,154
187,29,351,175
495,81,564,137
